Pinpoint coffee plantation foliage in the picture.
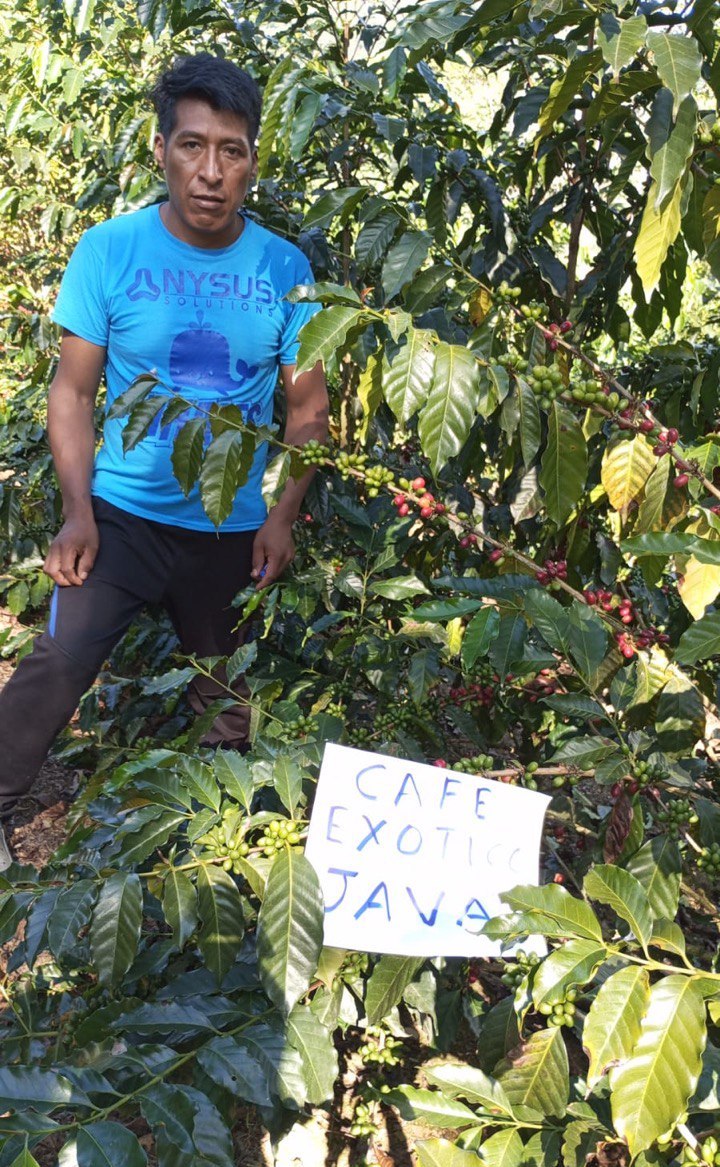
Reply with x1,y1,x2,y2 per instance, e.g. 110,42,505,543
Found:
1,0,720,1164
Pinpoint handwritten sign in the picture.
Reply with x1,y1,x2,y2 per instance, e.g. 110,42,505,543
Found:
305,744,551,957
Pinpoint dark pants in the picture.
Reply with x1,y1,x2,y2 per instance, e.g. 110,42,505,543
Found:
0,497,257,802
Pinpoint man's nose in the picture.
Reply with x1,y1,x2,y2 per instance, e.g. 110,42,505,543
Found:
199,147,222,183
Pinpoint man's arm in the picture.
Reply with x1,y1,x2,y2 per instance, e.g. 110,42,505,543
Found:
44,331,105,587
251,361,329,589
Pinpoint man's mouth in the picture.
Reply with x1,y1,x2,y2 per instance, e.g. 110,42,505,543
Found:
192,195,224,207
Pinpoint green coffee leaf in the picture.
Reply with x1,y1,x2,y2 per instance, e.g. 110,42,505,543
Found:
90,873,143,987
418,343,481,473
478,1128,524,1167
199,430,254,528
366,955,424,1025
517,378,541,467
537,52,602,141
196,864,244,985
286,1004,338,1103
676,610,720,665
171,417,205,497
75,1121,147,1166
121,395,170,453
47,881,97,961
501,884,603,942
257,849,324,1015
584,864,653,950
416,1140,484,1167
626,836,682,919
140,1082,196,1160
495,1027,570,1118
0,1067,90,1110
382,327,436,422
610,975,707,1155
295,305,366,374
539,403,587,527
646,30,702,114
531,938,607,1009
650,95,696,210
382,230,432,301
213,750,254,813
598,13,647,73
196,1035,272,1107
162,869,198,950
385,1084,476,1129
424,1064,513,1116
461,607,500,670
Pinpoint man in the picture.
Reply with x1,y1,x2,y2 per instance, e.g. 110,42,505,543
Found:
0,53,329,868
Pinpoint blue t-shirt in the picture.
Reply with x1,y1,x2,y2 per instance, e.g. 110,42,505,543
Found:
52,205,318,530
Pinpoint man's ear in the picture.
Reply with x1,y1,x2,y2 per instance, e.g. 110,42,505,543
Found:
153,134,166,169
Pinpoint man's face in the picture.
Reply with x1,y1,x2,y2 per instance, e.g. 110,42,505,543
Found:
154,97,257,249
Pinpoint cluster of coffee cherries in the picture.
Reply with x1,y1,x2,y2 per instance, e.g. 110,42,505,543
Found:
697,843,720,874
650,427,693,488
496,350,529,374
299,438,331,467
359,1029,402,1067
374,707,413,735
526,362,565,409
458,531,479,550
500,948,540,990
445,682,495,710
543,320,574,351
656,798,698,838
519,301,545,321
635,626,670,649
348,725,373,746
535,557,568,587
349,1100,378,1139
523,761,540,790
570,377,619,409
584,588,631,617
610,758,663,797
335,449,368,479
698,119,720,145
450,753,494,773
198,808,249,874
537,987,579,1027
652,427,679,457
256,818,302,856
495,280,524,302
392,476,446,520
285,713,318,740
552,769,583,789
364,463,395,498
615,631,636,660
523,669,560,703
342,951,371,979
680,1134,720,1165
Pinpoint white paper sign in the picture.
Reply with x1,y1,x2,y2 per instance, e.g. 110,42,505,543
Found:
305,743,551,956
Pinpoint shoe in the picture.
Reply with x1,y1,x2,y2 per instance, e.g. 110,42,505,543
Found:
0,822,12,872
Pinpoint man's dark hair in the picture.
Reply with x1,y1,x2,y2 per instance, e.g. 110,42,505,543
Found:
152,53,262,143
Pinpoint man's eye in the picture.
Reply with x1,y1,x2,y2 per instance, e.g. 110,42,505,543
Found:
182,141,201,151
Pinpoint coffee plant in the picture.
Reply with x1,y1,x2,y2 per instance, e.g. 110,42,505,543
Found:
1,0,720,1165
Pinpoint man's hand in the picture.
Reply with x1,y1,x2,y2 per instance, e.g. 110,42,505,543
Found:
44,515,99,587
251,511,295,590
